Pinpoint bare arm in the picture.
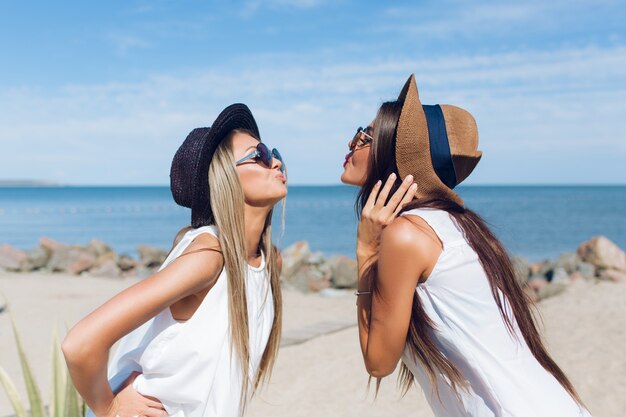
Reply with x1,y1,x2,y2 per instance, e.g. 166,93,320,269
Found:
357,217,440,377
61,233,223,417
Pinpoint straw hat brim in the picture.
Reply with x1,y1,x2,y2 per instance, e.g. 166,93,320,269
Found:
395,74,481,207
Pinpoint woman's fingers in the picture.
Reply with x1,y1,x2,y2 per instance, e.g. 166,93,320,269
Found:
142,407,168,417
393,183,417,217
140,396,166,410
364,180,382,210
374,173,397,208
384,174,414,212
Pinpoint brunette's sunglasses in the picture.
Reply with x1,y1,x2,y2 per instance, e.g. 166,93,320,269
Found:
348,126,374,152
235,142,286,173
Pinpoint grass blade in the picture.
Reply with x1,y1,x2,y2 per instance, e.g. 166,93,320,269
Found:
0,365,28,417
63,373,81,417
51,324,67,417
10,315,46,417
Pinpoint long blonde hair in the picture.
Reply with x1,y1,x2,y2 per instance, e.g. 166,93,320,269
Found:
170,130,283,415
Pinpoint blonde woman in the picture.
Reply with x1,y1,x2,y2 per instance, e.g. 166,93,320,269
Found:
341,75,593,416
62,103,287,417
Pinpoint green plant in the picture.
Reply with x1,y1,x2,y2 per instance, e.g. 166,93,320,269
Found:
0,312,87,417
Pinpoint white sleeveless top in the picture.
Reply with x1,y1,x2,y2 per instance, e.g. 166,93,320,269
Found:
399,208,593,417
85,225,274,417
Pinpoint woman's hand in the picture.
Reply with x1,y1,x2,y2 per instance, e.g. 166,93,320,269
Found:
357,173,417,260
101,372,168,417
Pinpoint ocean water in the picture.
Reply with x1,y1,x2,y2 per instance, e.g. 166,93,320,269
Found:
0,185,624,262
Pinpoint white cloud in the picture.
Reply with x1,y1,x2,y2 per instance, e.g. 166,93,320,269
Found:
106,33,153,54
0,44,624,185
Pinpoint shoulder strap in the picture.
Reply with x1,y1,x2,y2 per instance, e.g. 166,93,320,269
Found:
177,247,222,258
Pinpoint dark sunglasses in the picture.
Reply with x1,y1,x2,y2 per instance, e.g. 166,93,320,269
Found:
235,142,285,173
348,126,374,152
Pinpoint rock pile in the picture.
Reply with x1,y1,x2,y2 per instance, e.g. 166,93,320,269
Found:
1,235,624,303
280,236,626,301
0,237,169,279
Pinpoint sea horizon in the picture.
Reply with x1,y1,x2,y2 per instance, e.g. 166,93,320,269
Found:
0,185,624,263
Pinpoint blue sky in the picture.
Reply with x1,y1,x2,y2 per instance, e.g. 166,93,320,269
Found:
1,0,624,185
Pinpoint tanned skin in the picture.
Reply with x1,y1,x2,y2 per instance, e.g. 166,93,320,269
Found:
62,132,286,417
341,122,443,378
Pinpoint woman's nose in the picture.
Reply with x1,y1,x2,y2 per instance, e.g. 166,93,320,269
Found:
272,156,283,171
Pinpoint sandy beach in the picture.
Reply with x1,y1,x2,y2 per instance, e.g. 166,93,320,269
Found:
0,272,623,417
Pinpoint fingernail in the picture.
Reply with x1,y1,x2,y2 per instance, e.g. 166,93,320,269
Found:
390,173,397,179
405,175,413,182
410,183,417,189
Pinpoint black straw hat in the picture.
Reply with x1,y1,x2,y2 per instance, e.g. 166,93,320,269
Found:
170,103,260,227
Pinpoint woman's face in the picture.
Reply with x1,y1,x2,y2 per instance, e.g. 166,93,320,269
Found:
231,131,287,206
340,121,374,186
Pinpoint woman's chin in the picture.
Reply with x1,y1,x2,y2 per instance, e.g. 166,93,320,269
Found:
340,170,359,186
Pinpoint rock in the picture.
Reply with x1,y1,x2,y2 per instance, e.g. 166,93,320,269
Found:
94,251,117,265
329,256,358,288
27,246,49,270
87,239,114,258
550,267,570,284
48,247,97,274
137,245,168,268
285,265,330,293
118,255,138,271
39,237,67,255
527,275,548,291
568,271,584,282
539,260,555,278
511,256,530,286
308,251,326,265
123,265,154,279
576,262,596,280
577,236,626,271
529,262,544,275
89,259,122,278
554,252,579,274
536,282,567,301
0,244,30,271
280,241,312,279
597,268,626,282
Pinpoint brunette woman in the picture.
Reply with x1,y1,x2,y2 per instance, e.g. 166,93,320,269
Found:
340,75,593,416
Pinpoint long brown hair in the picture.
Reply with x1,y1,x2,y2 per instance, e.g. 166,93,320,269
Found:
358,101,586,408
169,130,283,416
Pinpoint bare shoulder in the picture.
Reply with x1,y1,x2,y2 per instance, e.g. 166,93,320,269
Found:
380,216,442,281
184,231,222,254
380,216,436,253
167,231,224,290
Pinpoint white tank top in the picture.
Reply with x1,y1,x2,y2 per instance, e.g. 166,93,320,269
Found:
399,208,593,417
84,225,274,417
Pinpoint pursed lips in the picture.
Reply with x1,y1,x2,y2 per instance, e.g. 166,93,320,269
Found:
343,152,353,167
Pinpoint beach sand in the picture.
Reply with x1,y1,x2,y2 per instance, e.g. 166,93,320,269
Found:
0,272,623,417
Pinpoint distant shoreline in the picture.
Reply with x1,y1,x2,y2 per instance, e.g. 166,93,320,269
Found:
0,180,63,187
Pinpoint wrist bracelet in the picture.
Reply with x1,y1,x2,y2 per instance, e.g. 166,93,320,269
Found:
354,290,372,296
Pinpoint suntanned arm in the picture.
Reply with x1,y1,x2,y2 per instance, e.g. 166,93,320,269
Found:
61,233,223,417
356,216,441,377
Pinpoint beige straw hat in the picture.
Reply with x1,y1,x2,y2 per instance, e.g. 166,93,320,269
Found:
395,74,483,207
